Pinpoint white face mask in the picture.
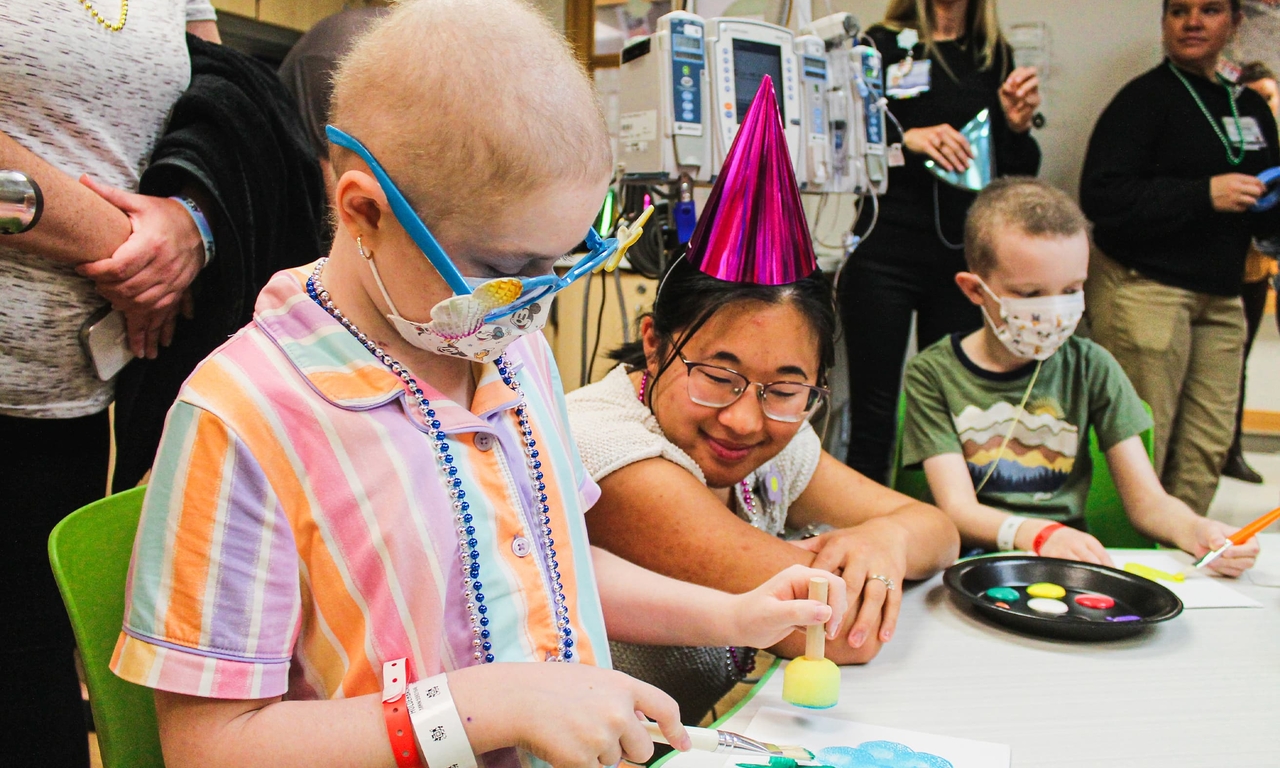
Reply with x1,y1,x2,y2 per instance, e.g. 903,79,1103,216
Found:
979,281,1084,361
365,251,551,363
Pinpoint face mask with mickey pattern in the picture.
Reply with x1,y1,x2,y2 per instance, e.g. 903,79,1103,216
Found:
978,280,1084,361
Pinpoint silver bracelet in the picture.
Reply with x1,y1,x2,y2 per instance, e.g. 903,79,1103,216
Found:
0,170,43,235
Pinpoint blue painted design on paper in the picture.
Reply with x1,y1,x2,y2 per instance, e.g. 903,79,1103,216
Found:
818,742,955,768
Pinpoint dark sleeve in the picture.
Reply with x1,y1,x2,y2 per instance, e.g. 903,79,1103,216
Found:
1250,99,1280,238
1079,81,1214,241
276,50,331,162
991,45,1041,177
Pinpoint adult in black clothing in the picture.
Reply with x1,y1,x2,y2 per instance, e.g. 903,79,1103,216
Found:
1081,0,1280,516
277,1,391,204
838,0,1041,484
1222,61,1279,484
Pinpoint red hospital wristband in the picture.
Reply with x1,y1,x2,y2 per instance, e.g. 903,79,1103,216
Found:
1032,523,1066,555
383,659,422,768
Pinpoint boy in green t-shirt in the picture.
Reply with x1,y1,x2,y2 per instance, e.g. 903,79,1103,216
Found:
902,178,1257,576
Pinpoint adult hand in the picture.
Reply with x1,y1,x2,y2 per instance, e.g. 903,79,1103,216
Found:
725,564,848,649
792,518,909,649
1210,173,1267,213
456,663,688,768
75,175,205,359
999,66,1041,133
903,124,973,173
1187,519,1259,578
1019,521,1113,567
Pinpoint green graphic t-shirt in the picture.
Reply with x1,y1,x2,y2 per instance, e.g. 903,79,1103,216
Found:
902,334,1153,524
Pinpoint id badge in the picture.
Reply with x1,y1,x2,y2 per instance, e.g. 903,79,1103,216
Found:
1224,116,1267,151
886,58,931,99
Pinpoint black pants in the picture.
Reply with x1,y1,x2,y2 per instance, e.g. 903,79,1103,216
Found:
1231,278,1271,454
0,411,108,768
838,220,981,484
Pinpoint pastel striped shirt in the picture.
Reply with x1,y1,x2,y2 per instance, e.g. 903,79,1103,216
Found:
112,265,609,766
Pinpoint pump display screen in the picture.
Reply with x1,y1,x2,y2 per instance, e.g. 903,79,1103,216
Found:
731,38,784,119
673,34,703,58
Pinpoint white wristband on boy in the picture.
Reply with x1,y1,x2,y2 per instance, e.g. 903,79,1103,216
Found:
406,675,477,768
997,515,1030,552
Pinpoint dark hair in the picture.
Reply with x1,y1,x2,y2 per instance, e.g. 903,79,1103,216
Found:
1162,0,1242,15
610,256,838,398
1241,61,1277,85
964,177,1088,276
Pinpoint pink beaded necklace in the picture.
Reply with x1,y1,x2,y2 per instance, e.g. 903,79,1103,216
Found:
637,370,757,518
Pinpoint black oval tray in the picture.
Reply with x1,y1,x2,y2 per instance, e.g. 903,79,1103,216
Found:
943,555,1183,640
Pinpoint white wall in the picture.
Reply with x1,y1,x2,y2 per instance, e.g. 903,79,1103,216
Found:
824,0,1166,196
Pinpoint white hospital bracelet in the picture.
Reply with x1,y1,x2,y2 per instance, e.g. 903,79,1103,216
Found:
997,515,1029,552
405,675,477,768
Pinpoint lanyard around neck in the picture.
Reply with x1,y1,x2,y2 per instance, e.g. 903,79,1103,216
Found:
1168,61,1246,166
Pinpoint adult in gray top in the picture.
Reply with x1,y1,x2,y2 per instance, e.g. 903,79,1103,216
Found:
0,2,219,763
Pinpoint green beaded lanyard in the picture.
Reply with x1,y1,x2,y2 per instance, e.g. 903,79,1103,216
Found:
1168,61,1246,166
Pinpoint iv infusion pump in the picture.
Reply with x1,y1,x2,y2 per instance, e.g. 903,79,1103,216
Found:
795,34,831,189
704,17,803,179
617,12,712,182
617,10,887,196
617,13,805,182
849,45,889,195
807,26,888,195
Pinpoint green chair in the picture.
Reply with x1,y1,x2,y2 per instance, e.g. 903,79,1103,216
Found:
888,396,934,504
891,397,1156,549
48,486,164,768
1083,402,1157,549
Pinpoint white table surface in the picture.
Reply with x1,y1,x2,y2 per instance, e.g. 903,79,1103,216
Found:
665,534,1280,768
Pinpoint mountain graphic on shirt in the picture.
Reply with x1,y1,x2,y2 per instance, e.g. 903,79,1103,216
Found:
952,399,1080,494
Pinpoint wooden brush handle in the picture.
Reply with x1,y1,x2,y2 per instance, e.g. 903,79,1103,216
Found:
805,577,828,660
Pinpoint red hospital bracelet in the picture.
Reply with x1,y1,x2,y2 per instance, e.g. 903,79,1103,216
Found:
1032,523,1066,555
383,659,422,768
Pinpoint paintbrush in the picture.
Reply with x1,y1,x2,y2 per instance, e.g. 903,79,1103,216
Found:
1193,506,1280,569
643,721,814,760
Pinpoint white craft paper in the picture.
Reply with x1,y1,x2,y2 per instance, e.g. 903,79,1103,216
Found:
1248,564,1280,587
1245,533,1280,587
738,708,1010,768
1108,551,1262,609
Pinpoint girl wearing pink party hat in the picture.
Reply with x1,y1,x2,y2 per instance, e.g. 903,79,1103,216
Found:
566,77,960,724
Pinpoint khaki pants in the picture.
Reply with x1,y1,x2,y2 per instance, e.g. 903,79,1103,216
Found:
1086,249,1245,515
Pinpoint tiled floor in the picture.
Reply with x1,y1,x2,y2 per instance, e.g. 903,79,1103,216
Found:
1244,309,1279,412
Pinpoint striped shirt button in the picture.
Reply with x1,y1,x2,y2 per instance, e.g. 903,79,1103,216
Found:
512,537,532,557
474,433,495,451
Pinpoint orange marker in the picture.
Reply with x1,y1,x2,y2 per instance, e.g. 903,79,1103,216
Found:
1193,506,1280,569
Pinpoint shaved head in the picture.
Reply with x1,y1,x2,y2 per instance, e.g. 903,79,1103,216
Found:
330,0,612,238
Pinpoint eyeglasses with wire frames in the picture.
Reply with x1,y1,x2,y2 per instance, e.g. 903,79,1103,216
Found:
678,357,828,423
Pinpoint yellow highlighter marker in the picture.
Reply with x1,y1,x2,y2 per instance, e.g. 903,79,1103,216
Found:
1123,562,1185,583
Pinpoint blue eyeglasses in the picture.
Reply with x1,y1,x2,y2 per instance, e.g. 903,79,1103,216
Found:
326,125,628,321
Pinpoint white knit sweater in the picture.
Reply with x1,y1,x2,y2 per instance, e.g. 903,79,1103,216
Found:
566,364,822,535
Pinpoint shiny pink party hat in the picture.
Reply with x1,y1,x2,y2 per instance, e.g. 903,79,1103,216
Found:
685,75,817,285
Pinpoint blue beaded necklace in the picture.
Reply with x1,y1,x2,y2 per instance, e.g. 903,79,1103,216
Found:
307,259,575,663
